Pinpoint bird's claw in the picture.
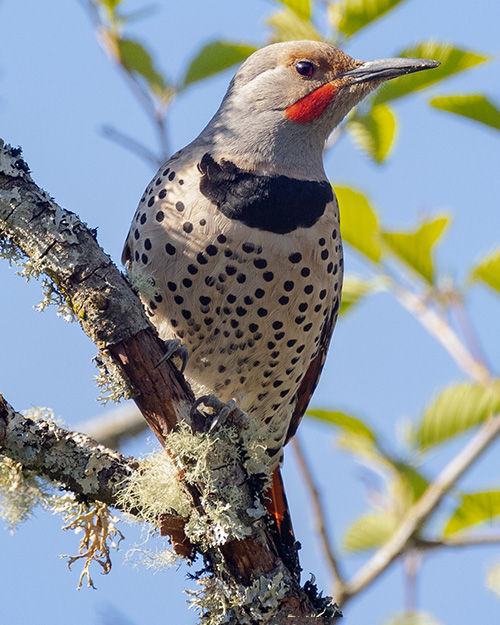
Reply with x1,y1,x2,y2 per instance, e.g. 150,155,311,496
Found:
190,395,249,432
156,338,189,374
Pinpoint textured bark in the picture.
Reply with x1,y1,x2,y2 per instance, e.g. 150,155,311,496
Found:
0,395,137,507
0,141,340,623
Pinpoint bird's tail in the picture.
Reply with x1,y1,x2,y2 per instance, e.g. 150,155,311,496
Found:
264,467,298,574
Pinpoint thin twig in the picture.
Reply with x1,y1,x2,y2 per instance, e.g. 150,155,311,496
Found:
101,125,162,167
389,281,491,385
452,297,491,371
338,413,500,604
416,533,500,549
291,435,346,591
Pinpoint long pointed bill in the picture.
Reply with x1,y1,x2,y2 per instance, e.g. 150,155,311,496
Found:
341,57,440,83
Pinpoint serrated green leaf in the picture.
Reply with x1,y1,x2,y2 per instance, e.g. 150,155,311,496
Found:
382,613,443,625
329,0,407,39
275,0,311,20
374,42,489,105
444,491,500,535
416,380,500,451
182,41,258,88
307,409,377,441
336,186,382,262
381,215,449,284
338,275,377,316
487,563,500,597
117,38,166,92
267,8,322,42
343,512,397,552
470,249,500,295
348,103,397,163
430,94,500,133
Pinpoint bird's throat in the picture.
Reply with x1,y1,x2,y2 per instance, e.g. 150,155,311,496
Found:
285,83,338,124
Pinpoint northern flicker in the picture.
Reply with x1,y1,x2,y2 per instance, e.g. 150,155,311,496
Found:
123,41,438,538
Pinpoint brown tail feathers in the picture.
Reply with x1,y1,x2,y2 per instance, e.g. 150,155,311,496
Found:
264,467,297,569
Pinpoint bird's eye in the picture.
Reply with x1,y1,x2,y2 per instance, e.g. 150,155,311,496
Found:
295,61,316,77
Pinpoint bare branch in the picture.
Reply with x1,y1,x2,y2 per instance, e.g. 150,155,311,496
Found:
77,403,148,449
339,412,500,603
101,125,163,167
390,281,491,385
291,436,346,591
416,533,500,549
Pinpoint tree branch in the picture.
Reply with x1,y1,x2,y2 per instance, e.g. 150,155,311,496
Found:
291,436,346,592
390,281,491,385
416,533,500,550
338,412,500,603
76,403,148,449
0,395,137,507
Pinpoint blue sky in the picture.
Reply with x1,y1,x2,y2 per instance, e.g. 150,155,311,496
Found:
1,1,500,624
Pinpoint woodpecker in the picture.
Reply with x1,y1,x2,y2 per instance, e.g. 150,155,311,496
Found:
123,41,438,540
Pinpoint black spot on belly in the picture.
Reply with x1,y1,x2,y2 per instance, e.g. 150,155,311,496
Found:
198,153,333,234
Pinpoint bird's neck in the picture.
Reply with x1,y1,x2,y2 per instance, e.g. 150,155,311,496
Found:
195,103,329,181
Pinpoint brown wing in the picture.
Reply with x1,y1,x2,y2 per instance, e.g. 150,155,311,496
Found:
284,300,339,445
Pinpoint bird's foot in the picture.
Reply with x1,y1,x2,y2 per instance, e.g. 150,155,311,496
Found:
156,338,188,374
191,395,249,432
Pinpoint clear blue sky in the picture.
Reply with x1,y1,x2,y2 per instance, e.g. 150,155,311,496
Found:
1,1,500,624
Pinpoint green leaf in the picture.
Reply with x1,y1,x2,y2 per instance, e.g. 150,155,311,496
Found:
307,409,377,441
336,186,382,262
393,462,429,501
381,613,443,625
117,38,166,92
343,511,397,552
444,491,500,535
381,215,449,284
338,275,378,316
329,0,408,39
267,8,322,42
415,380,500,451
470,249,500,294
182,41,258,88
275,0,311,20
374,42,489,104
347,103,397,163
430,94,500,133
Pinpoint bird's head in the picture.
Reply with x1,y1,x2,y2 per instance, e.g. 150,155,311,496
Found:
202,41,439,177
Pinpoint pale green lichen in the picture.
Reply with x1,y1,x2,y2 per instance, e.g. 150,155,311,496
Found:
1,405,123,588
119,419,270,557
186,571,288,625
35,278,77,322
0,408,62,530
93,353,135,404
125,542,184,571
23,405,63,426
0,455,55,532
126,268,158,303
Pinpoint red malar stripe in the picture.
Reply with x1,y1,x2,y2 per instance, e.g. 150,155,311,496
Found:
285,83,337,124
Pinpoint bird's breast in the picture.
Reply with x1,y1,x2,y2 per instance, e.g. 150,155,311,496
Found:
198,153,333,234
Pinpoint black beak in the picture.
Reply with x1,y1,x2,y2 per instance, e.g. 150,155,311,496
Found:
341,57,440,83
